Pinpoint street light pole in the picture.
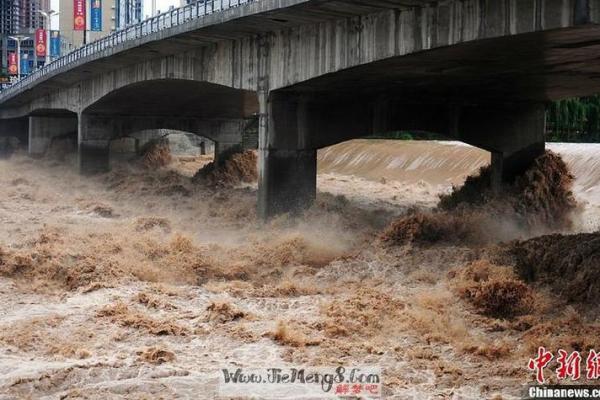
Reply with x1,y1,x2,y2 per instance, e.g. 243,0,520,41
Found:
83,0,87,46
8,35,29,79
39,10,60,66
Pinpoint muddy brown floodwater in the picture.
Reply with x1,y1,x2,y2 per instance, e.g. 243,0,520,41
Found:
0,140,599,399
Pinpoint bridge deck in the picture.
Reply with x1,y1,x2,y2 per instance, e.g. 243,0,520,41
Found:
1,0,599,112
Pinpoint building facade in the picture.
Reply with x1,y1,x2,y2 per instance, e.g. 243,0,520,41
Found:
1,0,20,74
59,0,116,51
19,0,48,31
116,0,142,29
1,0,50,75
1,1,21,35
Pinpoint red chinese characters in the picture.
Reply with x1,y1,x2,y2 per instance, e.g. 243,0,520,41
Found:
8,53,18,75
587,350,600,380
529,348,600,383
74,0,86,30
35,28,46,57
334,383,380,396
528,347,554,384
556,349,582,381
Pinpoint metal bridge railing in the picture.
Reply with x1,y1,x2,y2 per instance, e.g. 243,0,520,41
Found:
0,0,253,102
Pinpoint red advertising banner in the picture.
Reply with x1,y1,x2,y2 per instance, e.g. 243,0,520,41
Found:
74,0,86,31
8,53,18,75
36,28,47,57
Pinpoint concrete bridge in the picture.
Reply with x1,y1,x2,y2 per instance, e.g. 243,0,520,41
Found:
0,0,599,218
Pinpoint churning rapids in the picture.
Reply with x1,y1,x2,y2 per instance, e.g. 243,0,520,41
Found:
0,139,599,399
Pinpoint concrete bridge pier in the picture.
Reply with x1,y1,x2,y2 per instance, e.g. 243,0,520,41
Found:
489,142,546,189
0,118,28,158
258,148,317,218
78,114,111,175
213,120,245,164
457,104,546,190
29,116,78,157
258,93,317,219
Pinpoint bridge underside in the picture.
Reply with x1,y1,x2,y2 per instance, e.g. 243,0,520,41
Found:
75,80,259,173
257,25,600,217
257,92,546,218
3,23,597,216
4,0,600,217
84,80,259,118
0,81,258,173
281,24,600,103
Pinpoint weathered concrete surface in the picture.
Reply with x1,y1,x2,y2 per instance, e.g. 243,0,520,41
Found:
257,91,323,218
3,0,600,119
212,120,245,163
0,118,28,158
29,116,78,157
78,114,111,175
122,130,215,156
79,115,244,143
166,132,215,156
458,104,546,184
258,148,317,219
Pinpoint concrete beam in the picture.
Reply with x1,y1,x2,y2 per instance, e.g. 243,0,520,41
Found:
28,116,78,157
79,115,244,143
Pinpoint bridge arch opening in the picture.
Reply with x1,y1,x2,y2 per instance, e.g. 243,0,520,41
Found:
260,88,545,218
108,129,216,174
79,79,258,174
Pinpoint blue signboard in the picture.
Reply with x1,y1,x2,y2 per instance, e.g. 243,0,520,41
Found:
20,53,29,75
50,31,61,58
91,0,102,31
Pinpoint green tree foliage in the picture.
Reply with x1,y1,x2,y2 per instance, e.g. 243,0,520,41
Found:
546,96,600,142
